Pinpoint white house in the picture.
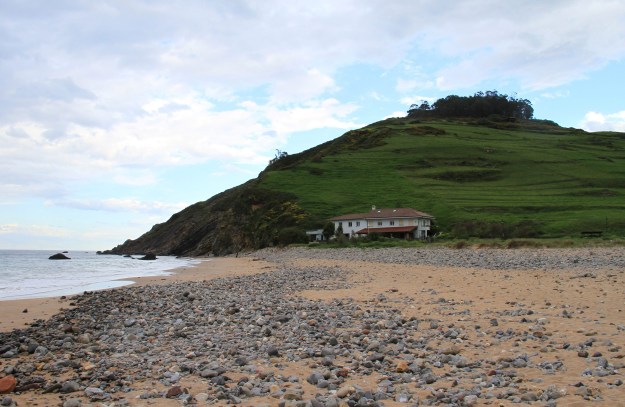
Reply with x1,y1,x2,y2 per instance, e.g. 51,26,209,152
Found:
330,206,434,240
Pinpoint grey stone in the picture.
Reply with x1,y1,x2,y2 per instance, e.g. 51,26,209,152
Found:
62,399,82,407
61,380,80,393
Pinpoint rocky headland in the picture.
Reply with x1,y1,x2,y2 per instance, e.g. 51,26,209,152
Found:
1,247,624,406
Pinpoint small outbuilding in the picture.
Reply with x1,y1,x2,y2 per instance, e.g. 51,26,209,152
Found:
305,229,325,242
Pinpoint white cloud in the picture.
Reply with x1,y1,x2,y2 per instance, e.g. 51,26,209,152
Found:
540,91,570,100
0,93,359,200
384,111,408,119
368,92,388,102
419,1,625,90
1,0,625,203
270,69,337,103
580,110,625,132
0,223,69,237
395,79,419,93
46,198,189,214
400,95,437,107
0,224,18,234
265,99,361,135
112,170,158,187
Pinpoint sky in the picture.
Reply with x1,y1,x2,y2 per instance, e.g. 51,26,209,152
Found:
1,0,625,250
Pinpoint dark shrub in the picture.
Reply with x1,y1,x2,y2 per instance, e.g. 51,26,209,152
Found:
277,227,308,246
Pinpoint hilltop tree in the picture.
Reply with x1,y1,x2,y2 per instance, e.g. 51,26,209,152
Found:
408,90,533,120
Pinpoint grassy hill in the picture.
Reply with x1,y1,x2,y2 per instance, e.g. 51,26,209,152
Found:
260,117,625,238
105,116,625,256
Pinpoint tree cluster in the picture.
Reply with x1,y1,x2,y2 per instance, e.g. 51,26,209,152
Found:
407,91,534,120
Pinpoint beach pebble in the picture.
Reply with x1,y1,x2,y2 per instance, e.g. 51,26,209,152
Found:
0,376,16,394
166,385,183,398
61,380,80,393
2,246,625,406
84,386,107,400
62,398,82,407
0,397,15,407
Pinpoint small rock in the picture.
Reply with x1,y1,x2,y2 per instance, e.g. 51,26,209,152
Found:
542,385,566,400
0,376,16,394
307,372,324,385
521,392,538,402
76,334,91,344
63,398,82,407
396,360,409,373
442,345,461,355
395,392,410,403
195,393,209,402
283,389,303,400
166,385,183,398
464,394,478,406
61,381,80,393
336,385,354,398
84,387,107,400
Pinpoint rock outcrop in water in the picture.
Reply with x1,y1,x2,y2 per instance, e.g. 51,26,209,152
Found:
138,253,157,260
48,253,70,260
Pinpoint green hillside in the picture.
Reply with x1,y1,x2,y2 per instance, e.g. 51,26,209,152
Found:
259,117,625,238
105,115,625,256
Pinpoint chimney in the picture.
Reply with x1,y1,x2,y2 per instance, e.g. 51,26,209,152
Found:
372,205,376,211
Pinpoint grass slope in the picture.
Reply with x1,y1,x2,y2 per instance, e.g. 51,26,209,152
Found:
259,118,625,238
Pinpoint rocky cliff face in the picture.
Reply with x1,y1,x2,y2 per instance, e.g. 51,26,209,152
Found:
102,180,306,256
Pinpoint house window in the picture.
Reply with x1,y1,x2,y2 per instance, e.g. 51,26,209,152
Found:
390,220,395,226
338,222,342,227
348,221,352,227
356,221,360,226
377,221,383,226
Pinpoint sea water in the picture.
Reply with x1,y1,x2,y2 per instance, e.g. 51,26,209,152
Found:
0,250,201,300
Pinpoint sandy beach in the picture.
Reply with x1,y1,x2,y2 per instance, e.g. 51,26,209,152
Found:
1,247,624,406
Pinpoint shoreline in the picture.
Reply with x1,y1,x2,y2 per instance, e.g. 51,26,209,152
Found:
0,256,273,332
1,247,624,406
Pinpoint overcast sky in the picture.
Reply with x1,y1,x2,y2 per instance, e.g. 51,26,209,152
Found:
2,0,625,250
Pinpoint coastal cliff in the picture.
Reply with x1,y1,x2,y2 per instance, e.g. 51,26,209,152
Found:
103,180,306,256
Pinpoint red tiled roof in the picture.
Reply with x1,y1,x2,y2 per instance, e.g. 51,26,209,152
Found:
330,207,434,221
355,226,417,234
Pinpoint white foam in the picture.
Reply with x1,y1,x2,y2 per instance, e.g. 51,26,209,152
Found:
0,250,199,300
